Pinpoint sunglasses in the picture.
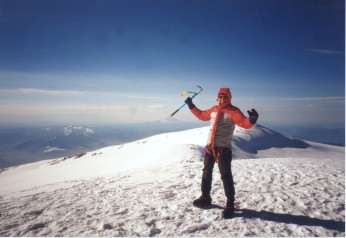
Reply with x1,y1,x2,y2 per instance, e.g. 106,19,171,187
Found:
219,95,228,99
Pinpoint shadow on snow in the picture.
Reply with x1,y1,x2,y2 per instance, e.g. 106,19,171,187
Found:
234,209,345,232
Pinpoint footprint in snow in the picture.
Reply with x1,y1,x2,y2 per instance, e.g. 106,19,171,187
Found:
27,222,47,231
26,210,44,217
102,223,113,230
162,191,176,199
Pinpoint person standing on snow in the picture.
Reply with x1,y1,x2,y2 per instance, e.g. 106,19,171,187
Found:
184,87,258,219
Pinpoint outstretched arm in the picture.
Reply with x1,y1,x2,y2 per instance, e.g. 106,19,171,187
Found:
185,97,213,121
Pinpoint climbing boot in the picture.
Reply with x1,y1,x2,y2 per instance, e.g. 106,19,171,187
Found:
222,201,235,219
193,195,212,208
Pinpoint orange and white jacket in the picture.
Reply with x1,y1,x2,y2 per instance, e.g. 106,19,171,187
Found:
190,88,254,149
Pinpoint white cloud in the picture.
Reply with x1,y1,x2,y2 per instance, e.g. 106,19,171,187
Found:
306,49,343,55
278,96,345,102
44,146,65,153
0,88,83,96
239,96,345,102
0,88,161,100
19,88,85,96
0,102,170,125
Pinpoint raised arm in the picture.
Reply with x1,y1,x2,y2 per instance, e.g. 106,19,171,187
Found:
231,107,258,129
185,97,215,121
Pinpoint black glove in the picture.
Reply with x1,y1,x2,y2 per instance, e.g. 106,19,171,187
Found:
185,97,195,110
247,109,258,124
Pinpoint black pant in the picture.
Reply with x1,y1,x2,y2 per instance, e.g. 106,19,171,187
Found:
201,147,235,203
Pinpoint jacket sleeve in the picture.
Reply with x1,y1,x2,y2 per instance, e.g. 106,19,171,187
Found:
190,106,215,121
231,107,254,129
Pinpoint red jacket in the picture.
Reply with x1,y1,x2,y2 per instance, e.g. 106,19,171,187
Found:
190,88,254,160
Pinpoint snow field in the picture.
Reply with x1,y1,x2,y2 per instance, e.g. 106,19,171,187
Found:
0,156,344,236
0,125,344,236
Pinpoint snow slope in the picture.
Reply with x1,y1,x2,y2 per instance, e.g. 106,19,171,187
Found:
0,125,344,236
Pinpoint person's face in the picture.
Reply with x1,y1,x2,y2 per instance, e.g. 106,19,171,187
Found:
218,94,228,104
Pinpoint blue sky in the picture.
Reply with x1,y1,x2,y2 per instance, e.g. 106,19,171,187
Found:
0,0,344,127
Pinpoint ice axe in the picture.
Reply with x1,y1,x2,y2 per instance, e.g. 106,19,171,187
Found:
171,86,204,117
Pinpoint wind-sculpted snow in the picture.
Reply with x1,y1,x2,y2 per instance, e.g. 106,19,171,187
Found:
0,125,344,236
233,125,310,153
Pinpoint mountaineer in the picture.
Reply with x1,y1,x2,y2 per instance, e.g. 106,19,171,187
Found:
185,87,258,218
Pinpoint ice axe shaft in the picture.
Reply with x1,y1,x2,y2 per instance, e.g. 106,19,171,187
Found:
171,86,203,117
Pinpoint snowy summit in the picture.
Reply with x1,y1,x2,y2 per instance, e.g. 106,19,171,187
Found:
0,125,344,236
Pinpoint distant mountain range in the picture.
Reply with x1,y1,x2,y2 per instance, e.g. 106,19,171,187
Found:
267,124,345,147
0,119,344,169
0,120,204,169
